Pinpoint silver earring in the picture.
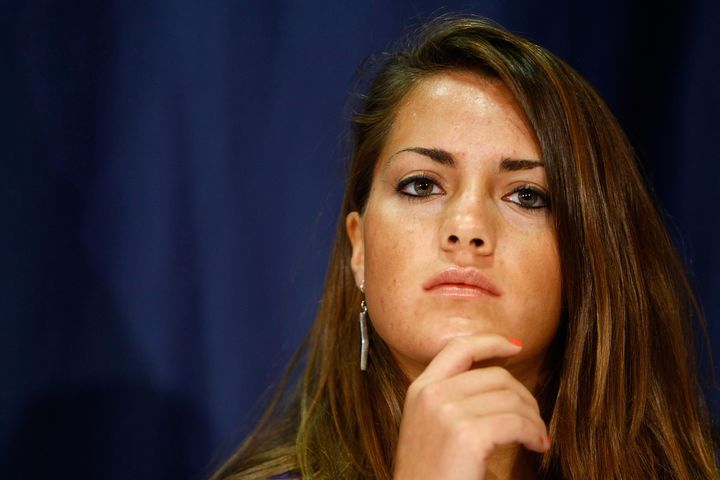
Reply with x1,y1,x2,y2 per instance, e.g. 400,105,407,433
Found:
359,299,369,371
359,281,368,371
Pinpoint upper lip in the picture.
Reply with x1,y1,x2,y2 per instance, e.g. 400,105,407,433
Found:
423,267,502,296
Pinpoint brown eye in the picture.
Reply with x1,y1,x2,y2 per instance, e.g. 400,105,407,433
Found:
504,186,549,210
518,189,539,207
412,178,433,196
397,175,443,198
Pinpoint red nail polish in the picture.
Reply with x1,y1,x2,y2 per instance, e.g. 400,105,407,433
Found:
508,338,523,347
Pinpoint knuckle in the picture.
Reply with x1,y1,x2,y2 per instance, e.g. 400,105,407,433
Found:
500,390,523,410
406,381,422,399
507,415,526,433
487,366,512,382
494,412,524,432
437,400,459,422
461,419,494,458
446,336,469,351
449,418,477,442
415,382,445,409
530,396,541,414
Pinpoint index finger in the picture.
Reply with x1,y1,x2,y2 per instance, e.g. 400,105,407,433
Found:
418,334,523,383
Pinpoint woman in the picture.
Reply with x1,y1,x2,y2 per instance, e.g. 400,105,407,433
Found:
212,16,718,479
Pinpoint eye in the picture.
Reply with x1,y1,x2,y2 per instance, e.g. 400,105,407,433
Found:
503,186,549,210
396,174,443,198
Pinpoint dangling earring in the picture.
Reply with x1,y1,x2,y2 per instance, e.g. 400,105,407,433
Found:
359,281,369,371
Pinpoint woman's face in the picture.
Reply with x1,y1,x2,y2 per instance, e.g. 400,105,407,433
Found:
346,71,562,386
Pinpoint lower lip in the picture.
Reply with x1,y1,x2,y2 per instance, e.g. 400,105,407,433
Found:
426,284,498,297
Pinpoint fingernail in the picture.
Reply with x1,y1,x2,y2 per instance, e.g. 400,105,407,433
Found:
508,338,523,347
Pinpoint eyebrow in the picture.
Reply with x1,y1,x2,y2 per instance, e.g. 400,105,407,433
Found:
499,159,545,171
387,147,544,172
388,147,456,167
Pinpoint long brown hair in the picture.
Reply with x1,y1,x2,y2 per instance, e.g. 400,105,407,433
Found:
211,16,718,479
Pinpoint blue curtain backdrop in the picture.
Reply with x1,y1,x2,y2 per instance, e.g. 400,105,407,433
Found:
2,1,719,478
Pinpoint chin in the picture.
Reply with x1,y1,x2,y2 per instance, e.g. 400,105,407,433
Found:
419,321,501,356
436,315,503,337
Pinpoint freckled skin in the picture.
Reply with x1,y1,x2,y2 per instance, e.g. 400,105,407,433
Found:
347,71,562,392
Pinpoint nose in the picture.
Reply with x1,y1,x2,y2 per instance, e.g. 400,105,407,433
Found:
445,233,484,248
440,203,494,256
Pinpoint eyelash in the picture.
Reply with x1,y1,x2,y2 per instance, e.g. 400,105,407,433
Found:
395,176,550,211
395,174,443,199
503,185,550,211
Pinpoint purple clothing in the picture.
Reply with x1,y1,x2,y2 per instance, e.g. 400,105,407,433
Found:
269,473,300,479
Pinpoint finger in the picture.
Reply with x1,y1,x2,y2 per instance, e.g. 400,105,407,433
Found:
469,412,550,455
419,334,522,383
450,391,547,436
434,367,541,415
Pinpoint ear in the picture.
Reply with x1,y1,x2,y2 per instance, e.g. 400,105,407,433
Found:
346,211,365,287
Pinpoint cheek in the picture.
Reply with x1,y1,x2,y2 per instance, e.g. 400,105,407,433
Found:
505,231,562,336
364,215,411,298
362,208,430,332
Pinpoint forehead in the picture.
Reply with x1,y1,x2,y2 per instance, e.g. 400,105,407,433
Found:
399,70,531,135
378,70,540,169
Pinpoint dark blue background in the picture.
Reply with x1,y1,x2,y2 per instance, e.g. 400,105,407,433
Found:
2,1,719,479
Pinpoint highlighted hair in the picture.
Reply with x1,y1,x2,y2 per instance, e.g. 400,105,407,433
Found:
212,16,718,479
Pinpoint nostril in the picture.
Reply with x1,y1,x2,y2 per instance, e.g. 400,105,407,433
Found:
471,238,484,247
448,235,459,244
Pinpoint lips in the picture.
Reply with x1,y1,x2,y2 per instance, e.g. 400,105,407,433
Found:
423,267,502,297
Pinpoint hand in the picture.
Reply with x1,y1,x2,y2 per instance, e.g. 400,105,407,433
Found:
393,334,550,479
